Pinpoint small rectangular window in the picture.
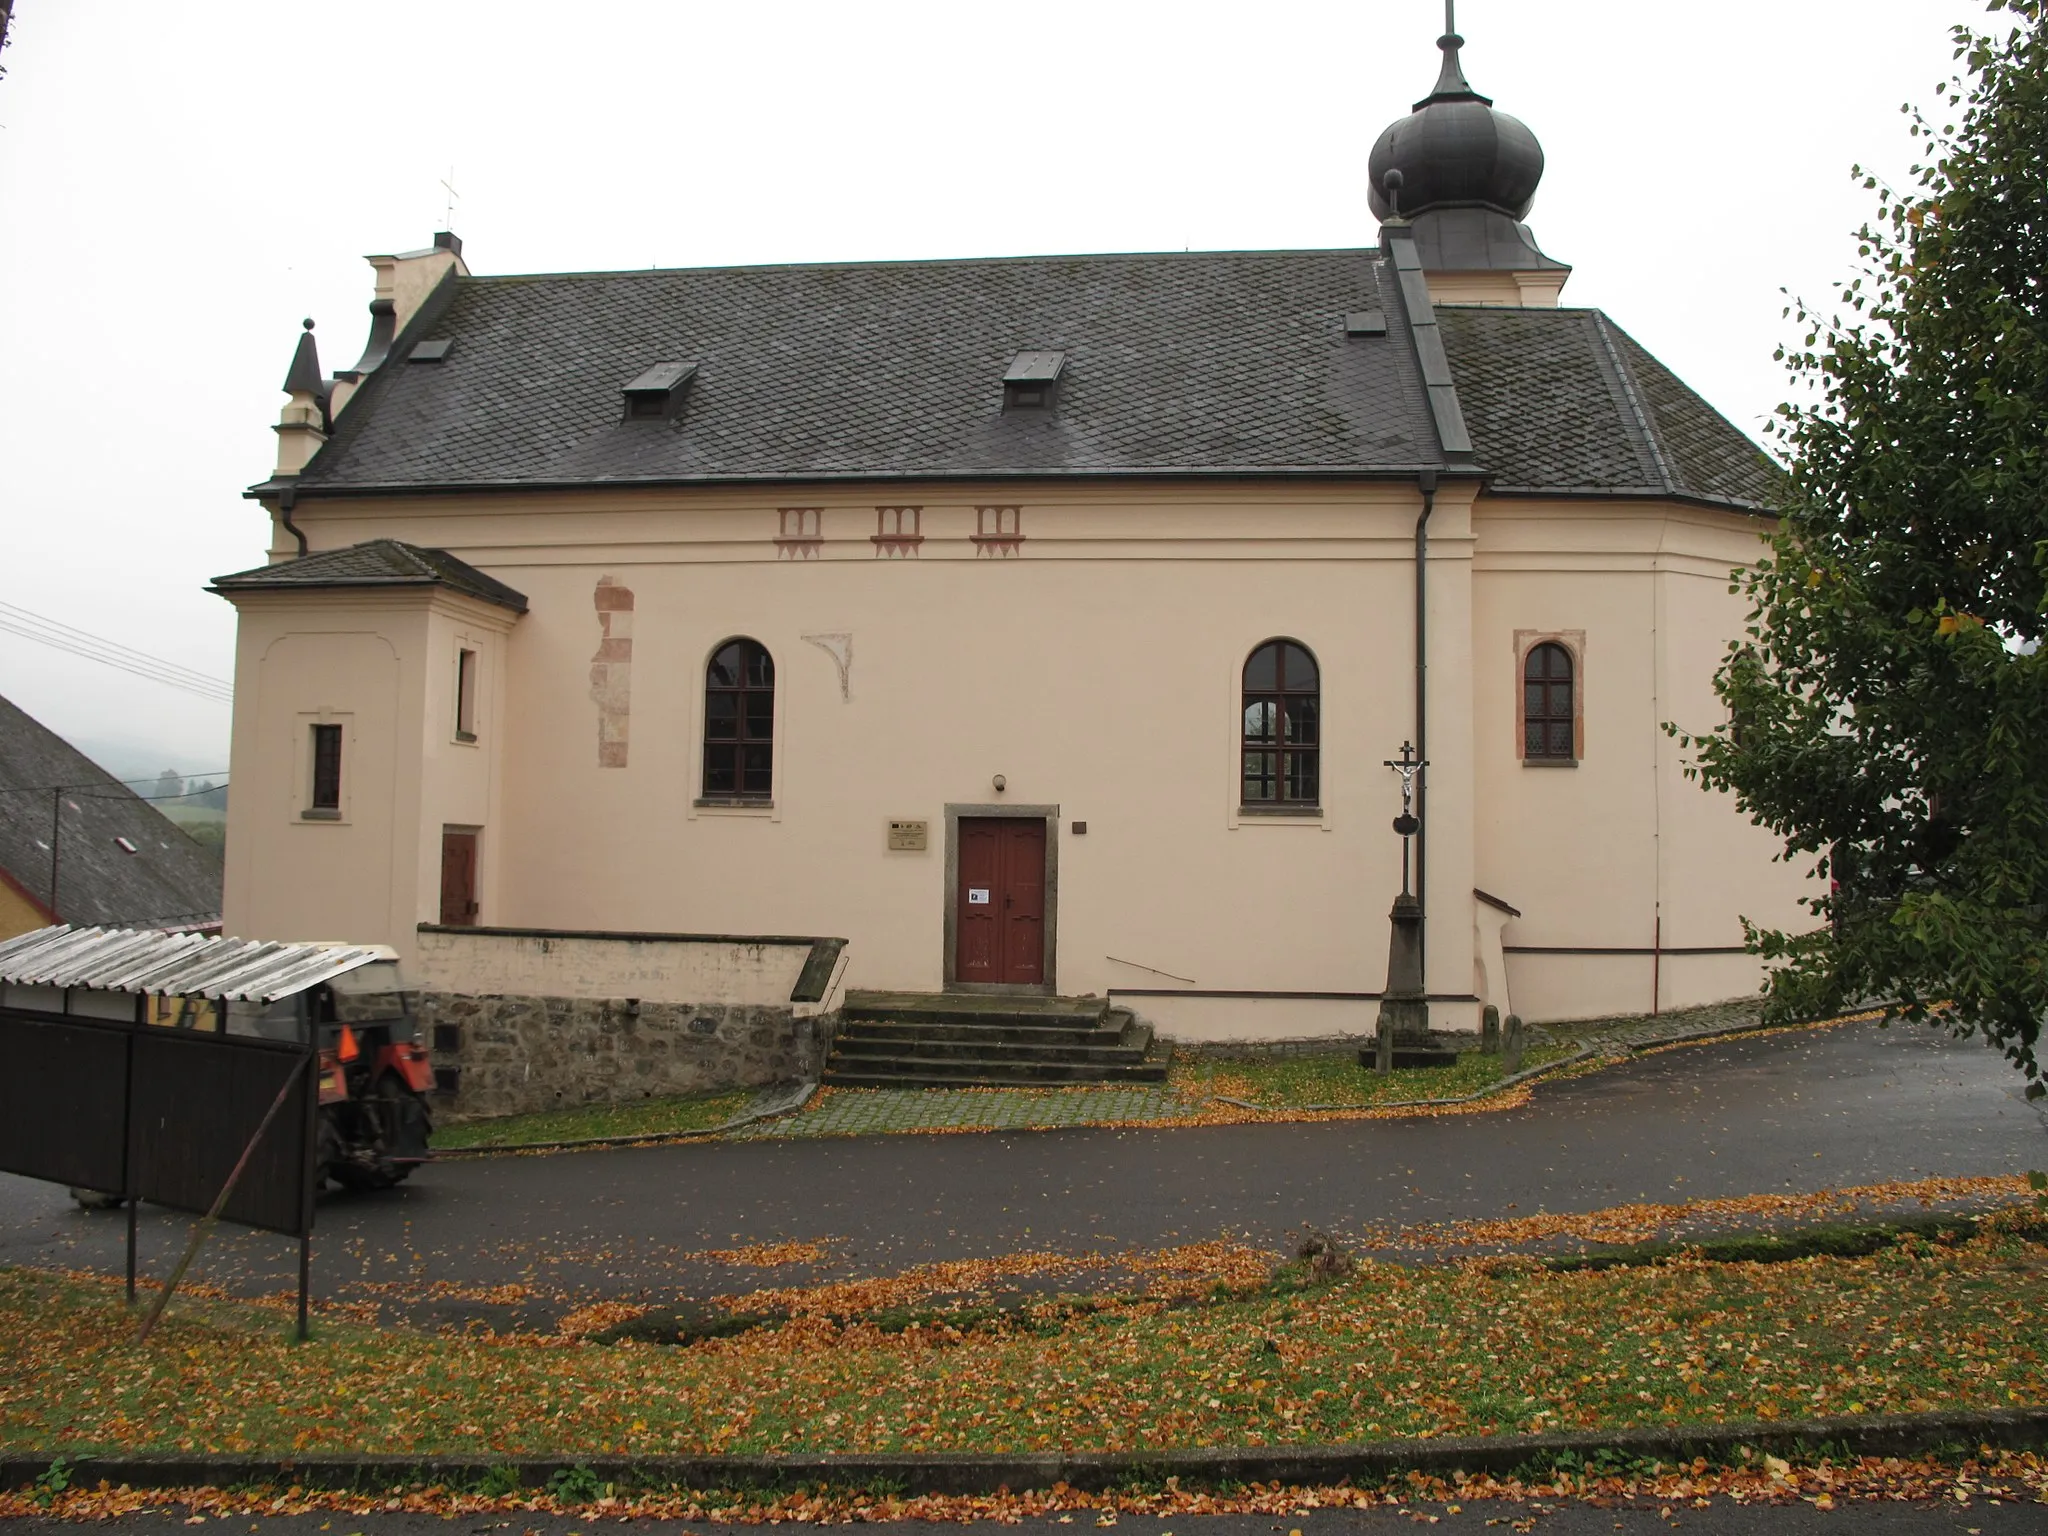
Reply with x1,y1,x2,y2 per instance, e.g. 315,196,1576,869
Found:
456,648,478,740
310,723,343,810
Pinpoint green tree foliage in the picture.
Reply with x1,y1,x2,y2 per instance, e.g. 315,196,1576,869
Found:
1675,1,2048,1091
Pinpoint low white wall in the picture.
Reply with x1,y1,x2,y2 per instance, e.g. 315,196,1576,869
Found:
411,924,842,1011
1118,992,1481,1045
1504,949,1763,1023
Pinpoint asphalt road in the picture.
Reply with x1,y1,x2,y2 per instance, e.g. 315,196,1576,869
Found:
0,1499,2041,1533
0,1018,2039,1328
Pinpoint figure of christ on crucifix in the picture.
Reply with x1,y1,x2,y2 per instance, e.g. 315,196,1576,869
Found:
1384,740,1426,894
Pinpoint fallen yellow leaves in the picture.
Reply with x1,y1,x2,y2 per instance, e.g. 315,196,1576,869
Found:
1,1199,2042,1464
712,1240,1273,1320
1374,1174,2032,1252
692,1240,834,1267
554,1301,649,1340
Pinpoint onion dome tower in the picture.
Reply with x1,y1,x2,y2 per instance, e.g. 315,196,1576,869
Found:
1369,5,1570,307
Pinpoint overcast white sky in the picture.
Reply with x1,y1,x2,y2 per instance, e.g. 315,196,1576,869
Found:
0,0,1991,781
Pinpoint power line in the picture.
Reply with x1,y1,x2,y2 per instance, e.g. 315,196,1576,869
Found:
0,601,233,704
0,601,232,691
0,609,235,703
0,771,230,795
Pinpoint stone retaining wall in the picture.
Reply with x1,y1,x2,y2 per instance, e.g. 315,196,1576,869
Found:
421,993,832,1122
411,924,849,1123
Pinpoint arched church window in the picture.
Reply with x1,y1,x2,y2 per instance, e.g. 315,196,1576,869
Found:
1523,641,1576,761
703,638,775,800
1242,639,1320,806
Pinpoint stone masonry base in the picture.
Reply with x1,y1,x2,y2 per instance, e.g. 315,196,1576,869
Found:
419,991,832,1123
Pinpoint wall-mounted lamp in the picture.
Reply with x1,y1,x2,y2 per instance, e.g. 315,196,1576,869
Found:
992,774,1007,793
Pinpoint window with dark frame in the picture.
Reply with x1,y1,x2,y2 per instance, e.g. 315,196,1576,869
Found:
456,648,478,740
310,723,343,810
1524,642,1576,760
1241,640,1320,806
702,638,775,801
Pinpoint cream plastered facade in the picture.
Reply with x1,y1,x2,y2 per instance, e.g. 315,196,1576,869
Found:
219,478,1811,1038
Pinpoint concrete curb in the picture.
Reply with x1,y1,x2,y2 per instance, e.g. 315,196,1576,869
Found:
434,1082,818,1159
4,1407,2042,1496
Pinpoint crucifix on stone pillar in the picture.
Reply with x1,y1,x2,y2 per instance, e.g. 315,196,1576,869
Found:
1384,739,1425,895
1363,739,1454,1074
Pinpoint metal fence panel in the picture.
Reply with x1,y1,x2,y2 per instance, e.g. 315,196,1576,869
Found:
0,1009,129,1192
129,1032,310,1237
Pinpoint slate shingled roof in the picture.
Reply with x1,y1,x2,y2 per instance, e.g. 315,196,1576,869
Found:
211,540,528,612
0,695,222,931
1437,306,1780,509
283,247,1775,512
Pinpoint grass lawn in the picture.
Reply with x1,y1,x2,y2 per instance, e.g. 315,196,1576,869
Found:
1172,1042,1579,1109
4,1219,2041,1457
431,1089,753,1150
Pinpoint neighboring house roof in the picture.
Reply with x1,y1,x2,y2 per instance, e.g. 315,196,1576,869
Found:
210,539,529,612
1437,306,1781,509
0,694,222,930
274,247,1776,512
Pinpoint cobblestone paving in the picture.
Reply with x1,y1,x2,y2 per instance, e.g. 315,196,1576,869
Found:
727,1082,1198,1139
1555,998,1769,1052
729,1000,1788,1142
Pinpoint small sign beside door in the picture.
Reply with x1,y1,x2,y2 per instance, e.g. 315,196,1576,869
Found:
967,888,991,905
887,819,929,851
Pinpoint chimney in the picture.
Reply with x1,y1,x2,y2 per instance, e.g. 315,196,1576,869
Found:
328,231,470,417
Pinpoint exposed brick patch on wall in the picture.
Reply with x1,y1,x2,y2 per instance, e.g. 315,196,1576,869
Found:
590,576,634,768
422,992,833,1122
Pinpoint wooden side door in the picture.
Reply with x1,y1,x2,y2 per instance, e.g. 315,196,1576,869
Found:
955,817,1046,986
956,819,1004,982
439,830,479,926
997,818,1046,985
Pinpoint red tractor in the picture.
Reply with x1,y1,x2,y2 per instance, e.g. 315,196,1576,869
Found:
311,958,435,1189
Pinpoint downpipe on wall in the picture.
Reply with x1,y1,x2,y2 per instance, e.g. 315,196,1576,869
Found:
1414,471,1437,976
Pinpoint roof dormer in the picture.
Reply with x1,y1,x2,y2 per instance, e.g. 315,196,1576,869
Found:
621,361,697,421
1003,350,1065,411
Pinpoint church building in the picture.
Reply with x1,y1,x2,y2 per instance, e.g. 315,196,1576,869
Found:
214,20,1806,1047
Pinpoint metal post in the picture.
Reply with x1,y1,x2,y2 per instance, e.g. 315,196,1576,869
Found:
1651,912,1663,1017
297,1009,319,1342
125,1198,137,1305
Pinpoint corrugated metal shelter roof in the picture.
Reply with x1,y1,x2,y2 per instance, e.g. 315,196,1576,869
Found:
0,925,392,1002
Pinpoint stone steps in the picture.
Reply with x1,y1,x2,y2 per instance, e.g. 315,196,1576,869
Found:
833,1032,1149,1065
823,1057,1170,1089
825,993,1167,1088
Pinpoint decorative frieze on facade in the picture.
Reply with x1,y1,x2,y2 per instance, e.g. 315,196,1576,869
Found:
871,506,923,557
775,507,823,559
972,505,1025,557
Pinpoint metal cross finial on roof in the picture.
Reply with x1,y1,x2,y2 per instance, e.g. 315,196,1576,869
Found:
439,166,461,230
1445,0,1456,36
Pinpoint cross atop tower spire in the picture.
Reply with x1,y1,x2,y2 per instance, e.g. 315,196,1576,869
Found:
1421,0,1486,107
